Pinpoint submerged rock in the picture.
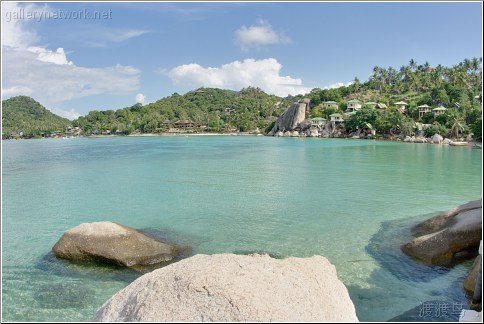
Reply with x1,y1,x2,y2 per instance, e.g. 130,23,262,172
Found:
92,253,358,322
401,200,482,265
53,222,178,267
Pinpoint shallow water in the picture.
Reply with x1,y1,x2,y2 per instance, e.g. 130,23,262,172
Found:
2,136,481,321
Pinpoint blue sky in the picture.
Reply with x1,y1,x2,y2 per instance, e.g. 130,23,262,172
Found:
2,1,482,119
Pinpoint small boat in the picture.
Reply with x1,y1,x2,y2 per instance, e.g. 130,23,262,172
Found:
449,141,468,146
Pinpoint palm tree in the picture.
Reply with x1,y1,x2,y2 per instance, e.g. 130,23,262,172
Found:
409,59,417,72
449,113,465,139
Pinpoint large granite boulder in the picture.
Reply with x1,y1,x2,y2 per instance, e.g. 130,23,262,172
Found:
92,253,358,322
53,222,178,267
431,133,443,144
401,200,482,265
268,99,309,135
299,119,312,131
411,199,482,237
464,256,481,294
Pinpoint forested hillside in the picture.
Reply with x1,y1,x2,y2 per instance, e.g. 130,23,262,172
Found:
73,87,288,134
2,96,70,139
305,57,482,139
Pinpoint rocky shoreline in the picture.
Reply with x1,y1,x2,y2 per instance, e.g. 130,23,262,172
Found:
49,197,483,321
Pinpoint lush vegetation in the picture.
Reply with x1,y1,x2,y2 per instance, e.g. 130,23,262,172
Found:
307,57,482,139
2,96,70,139
73,87,289,135
2,58,482,140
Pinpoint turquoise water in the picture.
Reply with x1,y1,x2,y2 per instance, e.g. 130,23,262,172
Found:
2,136,482,321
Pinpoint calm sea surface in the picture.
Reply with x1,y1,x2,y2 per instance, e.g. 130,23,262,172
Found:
2,136,482,321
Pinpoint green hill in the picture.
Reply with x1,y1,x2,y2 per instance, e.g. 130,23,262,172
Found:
74,87,288,134
2,96,70,138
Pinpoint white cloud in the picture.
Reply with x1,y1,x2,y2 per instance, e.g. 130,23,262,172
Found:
27,46,73,65
3,47,140,104
49,107,81,120
1,2,42,48
1,2,141,109
167,58,311,97
76,27,149,48
235,20,291,51
136,93,146,104
323,81,353,89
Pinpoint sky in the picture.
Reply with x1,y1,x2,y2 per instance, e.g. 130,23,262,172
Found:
1,1,482,119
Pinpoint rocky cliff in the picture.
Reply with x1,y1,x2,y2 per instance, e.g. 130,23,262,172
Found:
268,99,309,135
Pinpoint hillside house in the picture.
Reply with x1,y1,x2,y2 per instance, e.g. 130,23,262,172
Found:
322,101,339,109
418,104,432,118
330,113,344,122
394,101,408,113
346,99,362,113
310,117,327,127
432,106,447,116
364,102,377,109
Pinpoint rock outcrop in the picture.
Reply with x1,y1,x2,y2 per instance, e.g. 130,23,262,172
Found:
92,253,358,322
268,99,309,135
53,222,178,267
431,133,443,144
401,200,482,265
464,256,481,294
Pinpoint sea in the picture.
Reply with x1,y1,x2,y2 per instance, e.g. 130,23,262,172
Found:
2,136,482,321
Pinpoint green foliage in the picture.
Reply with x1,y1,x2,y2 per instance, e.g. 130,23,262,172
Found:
470,117,482,140
344,107,380,132
321,107,342,120
2,96,70,138
74,87,283,134
424,122,447,138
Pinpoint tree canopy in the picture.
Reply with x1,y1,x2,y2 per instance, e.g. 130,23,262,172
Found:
2,96,70,138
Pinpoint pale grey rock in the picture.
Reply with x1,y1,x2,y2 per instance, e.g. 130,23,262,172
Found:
269,99,310,135
53,222,178,267
443,138,452,145
309,129,319,137
275,131,283,137
92,254,358,322
431,133,443,144
283,131,291,137
403,136,412,142
291,131,299,137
